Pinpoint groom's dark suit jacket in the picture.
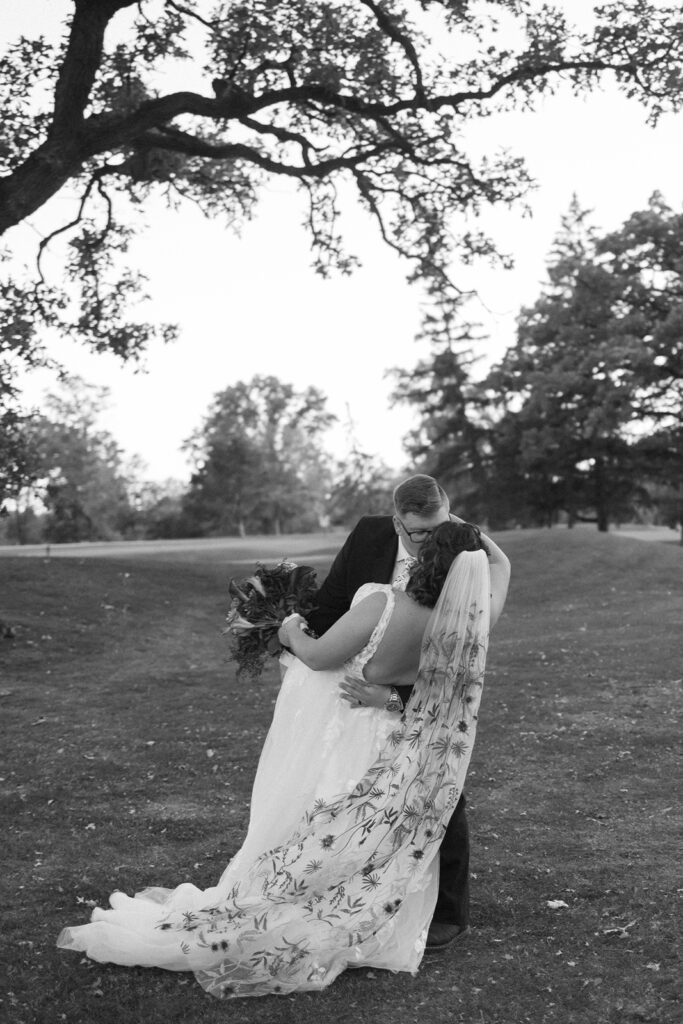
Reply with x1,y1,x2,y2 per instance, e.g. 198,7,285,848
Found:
307,515,412,706
307,514,470,927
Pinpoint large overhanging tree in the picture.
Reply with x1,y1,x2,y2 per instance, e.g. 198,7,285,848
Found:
2,0,683,500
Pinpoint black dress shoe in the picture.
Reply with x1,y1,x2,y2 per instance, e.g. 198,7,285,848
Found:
425,922,471,951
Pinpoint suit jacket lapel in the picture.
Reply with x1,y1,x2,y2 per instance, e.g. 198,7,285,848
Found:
370,532,398,584
345,516,399,600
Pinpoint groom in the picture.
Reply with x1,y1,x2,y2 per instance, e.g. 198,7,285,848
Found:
307,474,472,952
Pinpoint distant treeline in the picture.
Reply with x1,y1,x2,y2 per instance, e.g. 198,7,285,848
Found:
3,196,683,545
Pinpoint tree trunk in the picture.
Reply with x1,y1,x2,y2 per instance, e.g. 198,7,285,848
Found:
14,508,25,545
0,0,134,234
594,457,609,532
0,143,85,234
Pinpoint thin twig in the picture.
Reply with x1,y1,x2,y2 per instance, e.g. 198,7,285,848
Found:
358,0,426,103
36,177,98,283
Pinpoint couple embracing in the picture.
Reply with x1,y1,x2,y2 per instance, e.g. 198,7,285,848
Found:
58,474,511,999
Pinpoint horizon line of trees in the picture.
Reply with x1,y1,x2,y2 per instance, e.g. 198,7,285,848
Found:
3,194,682,546
2,2,682,542
3,0,683,507
1,374,399,545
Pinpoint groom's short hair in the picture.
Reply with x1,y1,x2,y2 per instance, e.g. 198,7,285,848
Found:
393,474,450,517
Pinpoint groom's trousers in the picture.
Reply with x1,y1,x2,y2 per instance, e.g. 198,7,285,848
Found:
433,792,469,927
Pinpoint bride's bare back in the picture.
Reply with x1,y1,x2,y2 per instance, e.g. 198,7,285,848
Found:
362,591,432,688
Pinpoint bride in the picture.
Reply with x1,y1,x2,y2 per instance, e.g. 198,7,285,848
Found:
58,521,509,999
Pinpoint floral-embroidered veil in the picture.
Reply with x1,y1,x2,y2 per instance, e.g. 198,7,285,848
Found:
194,548,490,996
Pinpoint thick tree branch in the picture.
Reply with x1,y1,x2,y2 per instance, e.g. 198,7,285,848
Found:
83,52,645,150
0,31,668,239
130,127,398,178
51,0,137,133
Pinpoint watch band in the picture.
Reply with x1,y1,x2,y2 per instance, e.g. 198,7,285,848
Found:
384,687,404,713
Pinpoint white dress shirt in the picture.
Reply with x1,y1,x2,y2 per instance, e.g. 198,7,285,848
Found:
391,537,417,590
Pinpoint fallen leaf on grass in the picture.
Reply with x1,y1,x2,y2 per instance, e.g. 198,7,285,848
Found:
546,900,569,910
76,897,99,908
603,919,636,938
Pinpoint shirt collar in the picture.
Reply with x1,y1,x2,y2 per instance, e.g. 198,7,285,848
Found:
396,536,412,562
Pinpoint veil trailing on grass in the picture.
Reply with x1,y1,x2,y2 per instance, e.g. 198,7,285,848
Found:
57,550,490,999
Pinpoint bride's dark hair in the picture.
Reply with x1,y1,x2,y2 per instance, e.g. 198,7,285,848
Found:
406,522,489,608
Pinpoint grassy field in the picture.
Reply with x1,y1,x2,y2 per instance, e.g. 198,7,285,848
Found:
1,529,681,1024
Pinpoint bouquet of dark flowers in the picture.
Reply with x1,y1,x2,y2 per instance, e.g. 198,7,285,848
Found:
224,560,318,679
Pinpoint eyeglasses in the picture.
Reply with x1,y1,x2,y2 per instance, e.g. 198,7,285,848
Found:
394,515,433,543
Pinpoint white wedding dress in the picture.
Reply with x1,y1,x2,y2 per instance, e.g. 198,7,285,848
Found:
57,583,440,993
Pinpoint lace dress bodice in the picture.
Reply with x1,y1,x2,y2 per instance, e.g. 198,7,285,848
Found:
344,582,396,677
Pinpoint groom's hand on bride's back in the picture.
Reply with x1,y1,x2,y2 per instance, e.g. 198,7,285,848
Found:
339,675,393,710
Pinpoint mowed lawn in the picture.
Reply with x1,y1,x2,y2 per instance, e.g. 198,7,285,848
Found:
1,529,680,1024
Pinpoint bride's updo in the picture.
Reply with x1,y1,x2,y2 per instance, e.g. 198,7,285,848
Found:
406,522,489,608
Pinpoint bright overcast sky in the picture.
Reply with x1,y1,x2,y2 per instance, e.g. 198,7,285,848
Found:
4,1,683,482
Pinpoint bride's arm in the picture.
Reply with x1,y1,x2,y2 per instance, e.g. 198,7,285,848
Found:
451,513,511,627
278,591,388,671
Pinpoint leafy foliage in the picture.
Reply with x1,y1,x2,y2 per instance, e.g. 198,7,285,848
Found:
183,374,334,535
395,194,683,530
20,377,135,542
326,445,395,525
2,1,683,392
3,1,683,508
391,328,490,517
488,194,683,529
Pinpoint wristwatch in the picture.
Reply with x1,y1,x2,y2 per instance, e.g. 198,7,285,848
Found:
384,687,404,714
